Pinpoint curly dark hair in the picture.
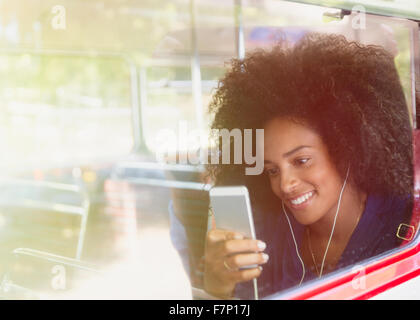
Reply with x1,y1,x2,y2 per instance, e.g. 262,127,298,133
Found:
206,33,413,213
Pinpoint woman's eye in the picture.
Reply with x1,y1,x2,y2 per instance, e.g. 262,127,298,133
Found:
295,158,310,166
265,168,279,176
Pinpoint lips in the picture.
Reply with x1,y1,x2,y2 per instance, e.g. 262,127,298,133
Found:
288,190,315,208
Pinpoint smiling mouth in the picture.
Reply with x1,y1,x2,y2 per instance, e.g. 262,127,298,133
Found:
289,191,315,206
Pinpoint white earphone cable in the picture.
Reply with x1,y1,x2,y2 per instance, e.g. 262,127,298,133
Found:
319,166,350,277
282,201,305,285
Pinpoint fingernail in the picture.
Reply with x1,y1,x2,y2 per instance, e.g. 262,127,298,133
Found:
233,234,243,240
257,241,266,250
262,253,269,262
259,266,263,271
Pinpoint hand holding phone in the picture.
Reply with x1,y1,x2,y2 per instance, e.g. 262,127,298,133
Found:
203,186,269,300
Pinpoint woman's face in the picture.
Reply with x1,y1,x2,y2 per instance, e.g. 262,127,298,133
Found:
262,117,344,225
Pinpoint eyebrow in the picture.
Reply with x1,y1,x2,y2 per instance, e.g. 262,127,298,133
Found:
264,145,312,164
283,145,312,158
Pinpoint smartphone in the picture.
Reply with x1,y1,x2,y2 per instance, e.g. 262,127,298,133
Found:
209,185,259,300
209,186,256,240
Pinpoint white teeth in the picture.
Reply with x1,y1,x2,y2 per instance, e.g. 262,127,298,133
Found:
291,191,313,205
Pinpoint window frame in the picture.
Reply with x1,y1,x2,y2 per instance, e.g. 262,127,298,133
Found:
154,1,420,299
283,0,420,21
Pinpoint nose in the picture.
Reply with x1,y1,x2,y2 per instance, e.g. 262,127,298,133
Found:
279,168,299,195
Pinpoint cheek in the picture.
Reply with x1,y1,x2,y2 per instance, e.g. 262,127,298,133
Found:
306,167,325,191
314,163,342,192
308,169,344,213
268,177,282,198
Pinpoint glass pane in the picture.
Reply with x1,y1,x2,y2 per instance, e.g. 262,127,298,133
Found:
0,0,196,300
0,55,133,171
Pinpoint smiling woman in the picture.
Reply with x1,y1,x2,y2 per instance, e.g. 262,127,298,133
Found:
203,33,414,299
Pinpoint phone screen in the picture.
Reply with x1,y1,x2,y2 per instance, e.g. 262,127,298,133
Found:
209,186,256,240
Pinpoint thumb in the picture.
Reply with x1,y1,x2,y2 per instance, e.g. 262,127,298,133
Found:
208,207,217,230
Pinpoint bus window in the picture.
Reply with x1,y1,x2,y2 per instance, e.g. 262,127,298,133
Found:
164,0,419,300
0,0,419,301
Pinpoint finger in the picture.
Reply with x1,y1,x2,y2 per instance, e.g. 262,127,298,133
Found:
225,253,269,269
211,214,216,230
208,207,216,230
230,267,263,283
206,229,244,244
206,229,225,243
221,239,266,256
225,230,245,240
